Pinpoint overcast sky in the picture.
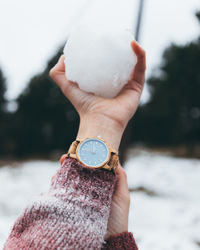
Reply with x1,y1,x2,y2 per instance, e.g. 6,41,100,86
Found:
0,0,199,102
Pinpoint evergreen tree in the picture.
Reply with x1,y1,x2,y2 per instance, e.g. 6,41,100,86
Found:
0,68,7,155
0,68,6,114
196,11,200,23
15,47,79,156
133,12,200,147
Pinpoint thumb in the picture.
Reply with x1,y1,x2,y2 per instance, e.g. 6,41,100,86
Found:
114,165,130,202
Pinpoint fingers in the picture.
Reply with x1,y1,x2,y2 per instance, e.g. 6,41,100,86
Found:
131,40,146,85
115,165,130,199
115,41,146,106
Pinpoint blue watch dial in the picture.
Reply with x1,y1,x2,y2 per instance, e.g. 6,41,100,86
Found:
78,138,109,167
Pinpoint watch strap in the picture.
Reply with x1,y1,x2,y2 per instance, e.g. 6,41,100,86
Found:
67,139,80,158
108,153,119,171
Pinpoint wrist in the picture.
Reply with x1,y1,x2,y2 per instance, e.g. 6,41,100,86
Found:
77,114,124,151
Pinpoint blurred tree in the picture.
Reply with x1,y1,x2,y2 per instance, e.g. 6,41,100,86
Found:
14,47,79,156
0,68,7,155
2,11,200,158
196,10,200,23
132,11,200,151
0,68,6,114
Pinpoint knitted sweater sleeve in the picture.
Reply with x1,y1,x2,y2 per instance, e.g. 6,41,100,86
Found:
4,158,118,250
102,232,138,250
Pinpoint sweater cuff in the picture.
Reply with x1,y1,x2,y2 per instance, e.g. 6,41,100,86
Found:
102,232,138,250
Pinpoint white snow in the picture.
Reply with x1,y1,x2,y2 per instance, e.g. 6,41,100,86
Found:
0,152,200,249
126,151,200,250
64,25,137,98
0,160,59,247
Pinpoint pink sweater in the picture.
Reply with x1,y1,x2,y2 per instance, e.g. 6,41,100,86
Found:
4,158,138,249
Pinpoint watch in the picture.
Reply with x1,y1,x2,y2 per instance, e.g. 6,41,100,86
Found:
60,137,119,172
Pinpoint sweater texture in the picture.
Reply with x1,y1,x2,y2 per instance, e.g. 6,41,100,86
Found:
102,232,138,250
4,158,137,249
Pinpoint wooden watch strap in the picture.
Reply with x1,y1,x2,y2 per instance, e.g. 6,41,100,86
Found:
68,140,79,154
107,153,119,171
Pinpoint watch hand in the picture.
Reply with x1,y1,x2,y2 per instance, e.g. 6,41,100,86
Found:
92,144,96,154
82,148,96,155
82,149,92,153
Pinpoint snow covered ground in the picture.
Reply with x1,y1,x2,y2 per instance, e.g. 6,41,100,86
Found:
0,151,200,249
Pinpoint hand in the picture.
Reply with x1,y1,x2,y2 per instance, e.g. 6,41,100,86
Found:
105,165,130,239
50,41,146,150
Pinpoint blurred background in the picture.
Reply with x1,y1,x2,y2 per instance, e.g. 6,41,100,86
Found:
0,0,200,249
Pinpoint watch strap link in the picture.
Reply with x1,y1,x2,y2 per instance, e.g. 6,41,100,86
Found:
105,152,119,172
67,140,80,159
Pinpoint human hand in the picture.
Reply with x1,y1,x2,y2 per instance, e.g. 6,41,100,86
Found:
50,41,146,150
105,165,130,239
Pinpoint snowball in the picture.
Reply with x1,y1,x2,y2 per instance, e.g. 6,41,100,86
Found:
64,25,137,98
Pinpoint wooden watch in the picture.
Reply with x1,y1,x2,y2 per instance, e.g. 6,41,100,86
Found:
60,137,119,172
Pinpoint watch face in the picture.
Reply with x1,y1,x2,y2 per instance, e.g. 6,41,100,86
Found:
77,138,109,167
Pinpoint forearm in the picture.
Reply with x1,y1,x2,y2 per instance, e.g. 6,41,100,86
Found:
4,158,116,250
77,114,124,150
